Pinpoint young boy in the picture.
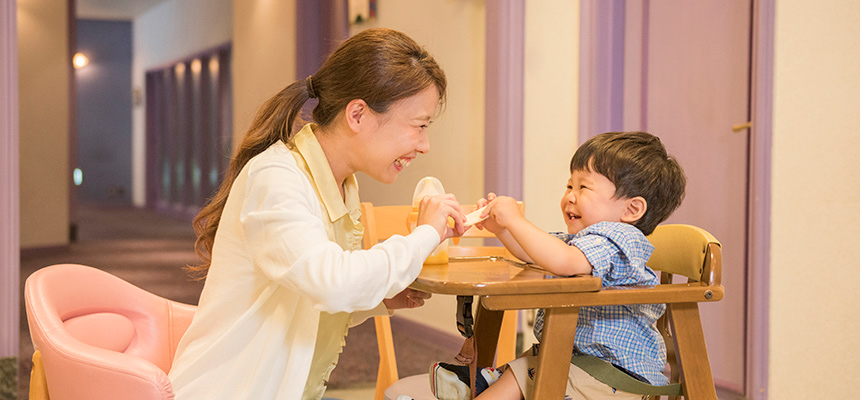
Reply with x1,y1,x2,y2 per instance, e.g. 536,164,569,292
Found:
429,131,686,400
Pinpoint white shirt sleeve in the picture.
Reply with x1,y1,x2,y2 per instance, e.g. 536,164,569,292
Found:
239,157,440,314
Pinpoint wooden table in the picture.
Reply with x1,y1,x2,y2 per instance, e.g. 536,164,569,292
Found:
410,246,602,399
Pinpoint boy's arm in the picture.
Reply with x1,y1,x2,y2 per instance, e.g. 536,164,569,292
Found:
473,194,532,263
483,196,592,276
492,228,533,263
503,217,592,276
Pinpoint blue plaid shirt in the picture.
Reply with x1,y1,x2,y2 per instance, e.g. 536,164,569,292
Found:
532,221,669,385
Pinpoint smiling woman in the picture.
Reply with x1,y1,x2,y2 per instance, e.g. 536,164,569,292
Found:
332,85,439,185
167,28,468,400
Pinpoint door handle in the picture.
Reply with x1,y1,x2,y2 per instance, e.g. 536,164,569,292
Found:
732,121,751,132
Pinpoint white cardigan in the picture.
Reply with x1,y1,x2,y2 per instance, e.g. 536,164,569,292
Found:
169,128,439,399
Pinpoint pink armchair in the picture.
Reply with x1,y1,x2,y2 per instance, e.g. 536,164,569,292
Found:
25,264,196,400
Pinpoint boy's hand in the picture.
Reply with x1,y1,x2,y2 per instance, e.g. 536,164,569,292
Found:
416,194,467,243
474,193,533,264
383,288,432,310
474,193,519,235
485,195,524,229
475,192,496,210
474,193,500,233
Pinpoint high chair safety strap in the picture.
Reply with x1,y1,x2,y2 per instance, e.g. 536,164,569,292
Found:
456,295,474,338
570,355,682,396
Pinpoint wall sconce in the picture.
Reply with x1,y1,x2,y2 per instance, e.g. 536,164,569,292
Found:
209,57,219,74
190,59,202,74
73,52,89,69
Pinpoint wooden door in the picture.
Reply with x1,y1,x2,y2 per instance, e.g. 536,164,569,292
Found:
580,0,751,394
642,1,751,393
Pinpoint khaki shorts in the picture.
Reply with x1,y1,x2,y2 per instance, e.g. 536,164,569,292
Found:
505,348,646,400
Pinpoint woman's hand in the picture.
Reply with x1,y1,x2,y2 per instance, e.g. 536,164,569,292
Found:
383,288,432,310
416,194,467,243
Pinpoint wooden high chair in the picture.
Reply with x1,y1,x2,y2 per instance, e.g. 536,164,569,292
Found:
472,224,723,399
360,202,521,400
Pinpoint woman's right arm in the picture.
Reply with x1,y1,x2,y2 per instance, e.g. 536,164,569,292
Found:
239,157,441,314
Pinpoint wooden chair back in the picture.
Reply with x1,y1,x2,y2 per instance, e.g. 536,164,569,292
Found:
360,204,413,249
647,224,722,399
360,202,520,400
647,224,721,284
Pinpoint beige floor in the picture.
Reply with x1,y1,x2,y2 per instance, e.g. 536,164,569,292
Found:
324,385,378,400
323,380,743,400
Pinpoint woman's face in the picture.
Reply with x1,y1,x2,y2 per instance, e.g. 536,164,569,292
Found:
360,86,440,184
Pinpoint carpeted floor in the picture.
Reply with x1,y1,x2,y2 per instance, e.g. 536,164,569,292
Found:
18,204,461,398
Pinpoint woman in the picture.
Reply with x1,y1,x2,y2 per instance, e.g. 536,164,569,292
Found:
168,28,467,399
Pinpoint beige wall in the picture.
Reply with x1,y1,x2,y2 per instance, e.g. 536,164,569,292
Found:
351,0,486,209
231,0,296,150
346,0,486,336
770,1,860,397
514,0,580,349
17,0,70,248
523,1,579,233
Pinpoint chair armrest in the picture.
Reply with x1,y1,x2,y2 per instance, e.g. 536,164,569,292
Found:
167,301,197,366
35,330,174,400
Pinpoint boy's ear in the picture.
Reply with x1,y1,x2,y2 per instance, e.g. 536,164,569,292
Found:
621,196,647,224
344,99,370,133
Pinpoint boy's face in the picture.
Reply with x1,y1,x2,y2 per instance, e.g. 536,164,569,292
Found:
560,168,633,235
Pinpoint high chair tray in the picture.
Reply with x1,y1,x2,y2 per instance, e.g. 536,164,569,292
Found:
411,246,601,296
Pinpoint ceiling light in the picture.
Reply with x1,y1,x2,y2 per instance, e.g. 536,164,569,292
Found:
73,53,89,69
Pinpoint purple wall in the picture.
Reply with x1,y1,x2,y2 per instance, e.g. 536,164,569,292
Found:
0,0,20,365
484,1,525,199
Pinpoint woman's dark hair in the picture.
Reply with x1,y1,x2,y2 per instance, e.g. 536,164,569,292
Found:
570,131,686,236
187,28,447,277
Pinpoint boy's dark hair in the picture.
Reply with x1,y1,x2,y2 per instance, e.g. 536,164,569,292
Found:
570,131,686,236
